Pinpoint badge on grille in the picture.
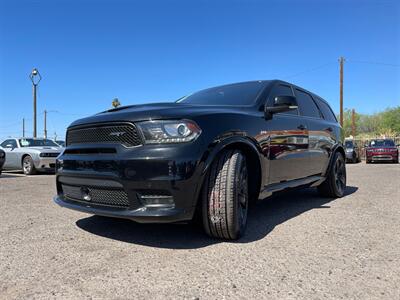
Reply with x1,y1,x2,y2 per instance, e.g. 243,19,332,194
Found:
109,131,126,137
81,187,91,201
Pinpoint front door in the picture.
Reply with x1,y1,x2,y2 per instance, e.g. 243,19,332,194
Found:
264,83,310,184
1,139,19,169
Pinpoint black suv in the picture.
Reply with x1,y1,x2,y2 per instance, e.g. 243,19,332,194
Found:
54,80,346,240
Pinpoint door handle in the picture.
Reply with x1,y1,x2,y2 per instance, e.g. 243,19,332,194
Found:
297,124,307,130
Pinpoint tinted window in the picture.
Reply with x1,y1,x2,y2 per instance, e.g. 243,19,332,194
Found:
345,141,354,148
19,138,59,147
295,89,321,118
268,84,298,115
177,81,266,106
1,139,17,148
315,97,337,122
369,139,395,147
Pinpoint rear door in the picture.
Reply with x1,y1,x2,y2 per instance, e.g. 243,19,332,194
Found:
264,83,310,184
295,90,335,176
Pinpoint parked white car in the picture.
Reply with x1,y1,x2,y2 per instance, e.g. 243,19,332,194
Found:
0,138,63,175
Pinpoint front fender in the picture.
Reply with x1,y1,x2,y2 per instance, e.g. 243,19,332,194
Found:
202,135,263,175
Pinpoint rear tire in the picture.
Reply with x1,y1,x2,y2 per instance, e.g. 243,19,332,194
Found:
22,156,37,175
202,150,249,240
318,152,346,198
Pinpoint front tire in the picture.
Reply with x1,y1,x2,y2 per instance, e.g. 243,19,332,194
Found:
202,150,249,240
318,152,346,198
22,156,37,175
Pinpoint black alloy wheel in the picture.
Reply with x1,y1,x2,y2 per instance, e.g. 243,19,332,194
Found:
318,152,346,198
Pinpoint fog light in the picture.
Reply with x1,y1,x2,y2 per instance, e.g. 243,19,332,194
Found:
139,195,175,208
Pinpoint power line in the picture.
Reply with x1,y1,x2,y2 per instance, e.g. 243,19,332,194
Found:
282,62,336,79
347,60,399,67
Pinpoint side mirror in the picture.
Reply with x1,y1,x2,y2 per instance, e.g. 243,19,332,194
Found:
264,95,298,120
5,144,14,149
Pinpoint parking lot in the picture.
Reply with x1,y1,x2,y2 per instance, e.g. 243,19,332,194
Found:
0,163,399,299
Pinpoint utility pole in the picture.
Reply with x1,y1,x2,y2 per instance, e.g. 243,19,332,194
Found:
44,110,47,139
339,57,345,127
22,118,25,137
29,68,42,138
351,108,356,137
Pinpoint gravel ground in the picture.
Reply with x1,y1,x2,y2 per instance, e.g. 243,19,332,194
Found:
0,163,399,299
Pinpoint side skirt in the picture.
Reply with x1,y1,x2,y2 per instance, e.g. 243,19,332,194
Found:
259,175,325,199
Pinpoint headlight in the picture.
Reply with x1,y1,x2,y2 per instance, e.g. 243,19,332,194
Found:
346,148,352,152
137,120,201,144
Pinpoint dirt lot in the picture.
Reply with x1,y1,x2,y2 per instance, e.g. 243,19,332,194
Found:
0,163,399,299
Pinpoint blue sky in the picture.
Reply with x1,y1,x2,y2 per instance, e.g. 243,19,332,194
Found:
0,0,399,140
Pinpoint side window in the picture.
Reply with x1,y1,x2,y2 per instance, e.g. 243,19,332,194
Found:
315,97,337,122
295,89,321,118
0,140,9,148
1,139,17,148
268,84,298,115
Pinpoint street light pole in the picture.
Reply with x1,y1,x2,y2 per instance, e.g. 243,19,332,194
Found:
29,68,42,138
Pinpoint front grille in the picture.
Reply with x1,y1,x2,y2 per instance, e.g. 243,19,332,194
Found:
66,123,142,147
62,184,130,208
372,155,393,160
41,153,60,157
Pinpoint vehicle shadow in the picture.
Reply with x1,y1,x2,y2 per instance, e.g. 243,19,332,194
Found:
0,170,54,177
76,186,358,249
0,171,24,178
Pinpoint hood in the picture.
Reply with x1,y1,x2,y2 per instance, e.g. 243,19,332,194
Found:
69,102,252,127
26,146,62,152
367,145,397,149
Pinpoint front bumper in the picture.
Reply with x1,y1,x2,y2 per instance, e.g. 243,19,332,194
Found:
54,141,205,223
345,151,354,160
368,154,397,161
34,157,57,171
53,195,192,223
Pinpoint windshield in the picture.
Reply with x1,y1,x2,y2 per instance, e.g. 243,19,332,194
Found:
345,141,354,148
177,81,267,106
369,139,395,147
19,138,59,147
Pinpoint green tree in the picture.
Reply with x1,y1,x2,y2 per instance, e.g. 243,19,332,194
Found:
378,107,400,135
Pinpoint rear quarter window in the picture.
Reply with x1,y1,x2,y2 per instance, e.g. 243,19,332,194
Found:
315,97,337,122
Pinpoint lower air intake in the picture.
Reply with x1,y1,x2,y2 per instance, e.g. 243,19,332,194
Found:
62,184,129,208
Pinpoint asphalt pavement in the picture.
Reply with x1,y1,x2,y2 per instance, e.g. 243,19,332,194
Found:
0,163,399,299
